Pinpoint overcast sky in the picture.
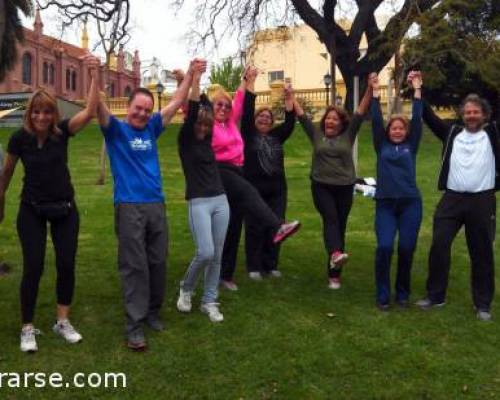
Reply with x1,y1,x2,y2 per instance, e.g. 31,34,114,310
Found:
23,1,403,75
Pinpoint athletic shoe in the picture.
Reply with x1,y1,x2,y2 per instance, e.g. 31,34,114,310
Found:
328,277,341,290
415,298,446,310
395,299,410,309
220,279,238,291
329,251,349,270
53,319,82,344
20,325,40,353
272,221,301,244
269,270,282,278
127,328,146,351
146,315,165,331
177,288,192,312
376,303,390,312
200,303,224,322
477,310,492,321
248,271,263,281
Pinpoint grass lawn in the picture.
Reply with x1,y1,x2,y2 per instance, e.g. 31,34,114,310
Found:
0,122,499,399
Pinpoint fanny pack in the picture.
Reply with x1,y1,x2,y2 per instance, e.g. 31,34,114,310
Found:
32,201,72,220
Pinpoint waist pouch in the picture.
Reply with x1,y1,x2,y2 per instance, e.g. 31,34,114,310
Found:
32,201,72,220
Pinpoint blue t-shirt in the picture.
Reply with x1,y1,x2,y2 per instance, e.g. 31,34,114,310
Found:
101,113,165,204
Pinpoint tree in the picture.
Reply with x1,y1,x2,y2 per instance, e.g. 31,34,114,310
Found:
209,58,244,91
36,0,131,184
0,0,33,82
403,0,500,120
171,0,442,112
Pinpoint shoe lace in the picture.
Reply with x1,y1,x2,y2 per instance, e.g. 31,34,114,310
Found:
22,328,41,339
59,320,78,335
206,303,221,314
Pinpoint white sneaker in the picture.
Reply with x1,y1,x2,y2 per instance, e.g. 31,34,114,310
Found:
200,303,224,322
20,325,40,353
177,288,192,312
269,270,282,278
328,277,341,290
248,271,263,281
53,319,82,343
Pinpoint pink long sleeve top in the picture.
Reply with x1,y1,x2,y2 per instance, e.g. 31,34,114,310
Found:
211,88,245,166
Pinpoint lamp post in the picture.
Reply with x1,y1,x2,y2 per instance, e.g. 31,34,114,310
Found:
155,82,164,112
323,73,332,107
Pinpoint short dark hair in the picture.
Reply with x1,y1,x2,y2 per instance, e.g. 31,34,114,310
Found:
320,105,350,134
128,87,154,104
460,94,492,120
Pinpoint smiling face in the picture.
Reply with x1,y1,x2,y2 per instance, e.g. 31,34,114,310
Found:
255,109,273,134
213,94,232,123
323,109,342,137
387,118,408,144
127,93,154,130
462,102,486,133
31,106,55,134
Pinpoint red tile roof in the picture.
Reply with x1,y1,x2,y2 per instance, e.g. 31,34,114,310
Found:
23,28,89,60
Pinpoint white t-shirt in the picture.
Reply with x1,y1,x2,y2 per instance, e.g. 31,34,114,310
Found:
447,129,495,192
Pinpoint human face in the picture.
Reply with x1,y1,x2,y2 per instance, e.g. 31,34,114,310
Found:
213,97,232,123
255,110,273,134
127,93,154,130
388,119,408,144
463,102,486,133
324,110,342,137
194,120,212,140
31,106,55,135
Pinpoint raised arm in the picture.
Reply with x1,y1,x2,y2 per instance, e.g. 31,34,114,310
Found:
370,73,386,151
355,76,374,116
272,83,296,143
420,71,450,141
68,54,100,134
0,154,19,223
241,66,258,140
294,98,315,142
408,71,423,150
179,68,203,143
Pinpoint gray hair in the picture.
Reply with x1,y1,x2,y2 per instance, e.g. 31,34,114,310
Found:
460,94,491,120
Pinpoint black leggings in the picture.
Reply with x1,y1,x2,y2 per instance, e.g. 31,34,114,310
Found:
17,202,80,324
311,181,354,278
218,164,281,280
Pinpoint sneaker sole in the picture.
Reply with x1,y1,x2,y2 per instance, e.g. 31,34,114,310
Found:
273,222,301,244
127,341,147,351
329,254,349,270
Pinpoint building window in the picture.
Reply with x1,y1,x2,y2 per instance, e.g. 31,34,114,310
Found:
124,86,132,97
22,53,32,85
71,71,77,91
49,64,55,85
109,82,115,97
43,62,48,84
268,70,284,84
66,69,71,90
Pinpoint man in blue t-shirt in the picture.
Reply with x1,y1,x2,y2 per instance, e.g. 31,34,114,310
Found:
98,58,206,351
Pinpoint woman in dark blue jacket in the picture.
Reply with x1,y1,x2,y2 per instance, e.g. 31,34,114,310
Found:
370,72,423,310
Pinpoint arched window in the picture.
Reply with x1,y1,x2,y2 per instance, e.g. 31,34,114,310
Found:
71,71,77,91
43,62,48,84
49,64,55,85
124,86,132,97
66,69,71,90
22,53,32,85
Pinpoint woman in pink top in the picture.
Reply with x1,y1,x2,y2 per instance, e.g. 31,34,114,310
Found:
211,67,301,291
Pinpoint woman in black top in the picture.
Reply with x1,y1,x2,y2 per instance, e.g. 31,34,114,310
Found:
241,70,296,279
176,64,230,323
0,55,100,352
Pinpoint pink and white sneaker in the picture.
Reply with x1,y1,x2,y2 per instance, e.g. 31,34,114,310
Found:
273,221,301,244
330,251,349,270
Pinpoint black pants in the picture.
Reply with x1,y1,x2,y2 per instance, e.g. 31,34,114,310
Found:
311,181,354,278
427,191,496,311
218,165,281,281
245,176,287,273
17,202,80,324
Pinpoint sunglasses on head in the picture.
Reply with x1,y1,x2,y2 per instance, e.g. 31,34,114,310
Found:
215,102,232,110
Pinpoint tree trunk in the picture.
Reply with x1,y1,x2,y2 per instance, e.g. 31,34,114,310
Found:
0,0,6,78
96,140,107,185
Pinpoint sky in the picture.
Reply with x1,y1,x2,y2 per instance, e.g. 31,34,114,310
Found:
22,1,404,80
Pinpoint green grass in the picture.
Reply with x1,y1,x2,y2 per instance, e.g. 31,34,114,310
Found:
0,123,499,399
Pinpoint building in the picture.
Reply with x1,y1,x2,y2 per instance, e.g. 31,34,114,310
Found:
246,20,395,99
0,9,141,101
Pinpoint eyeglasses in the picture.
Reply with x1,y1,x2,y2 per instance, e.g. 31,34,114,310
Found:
215,102,232,110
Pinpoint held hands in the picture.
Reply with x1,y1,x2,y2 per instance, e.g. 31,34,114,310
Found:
369,72,380,92
243,65,258,83
407,70,422,90
81,54,100,79
284,83,294,101
187,58,207,77
172,69,185,85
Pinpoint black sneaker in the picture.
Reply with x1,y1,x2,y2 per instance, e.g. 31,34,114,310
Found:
146,315,165,331
415,298,445,310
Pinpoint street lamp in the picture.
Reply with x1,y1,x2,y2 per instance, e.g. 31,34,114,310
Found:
155,82,164,112
323,73,332,107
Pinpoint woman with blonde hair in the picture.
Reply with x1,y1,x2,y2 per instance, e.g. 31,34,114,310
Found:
370,71,423,310
211,67,300,291
0,55,100,352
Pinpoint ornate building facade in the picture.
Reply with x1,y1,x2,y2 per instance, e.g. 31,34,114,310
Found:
0,9,141,101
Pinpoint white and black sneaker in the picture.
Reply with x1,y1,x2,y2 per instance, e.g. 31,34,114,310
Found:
53,319,82,344
200,303,224,322
177,288,192,313
20,325,40,353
